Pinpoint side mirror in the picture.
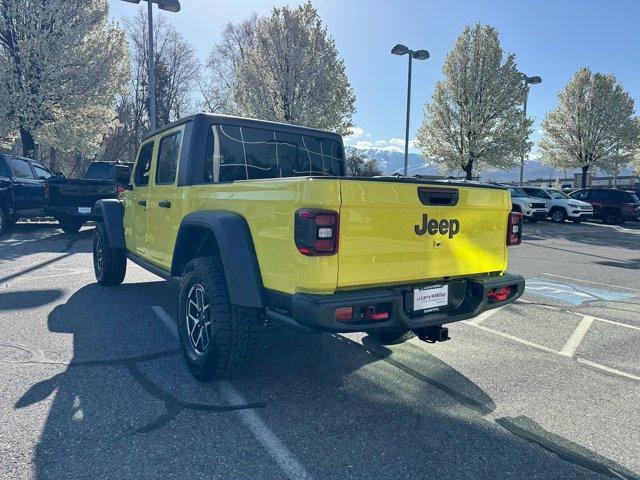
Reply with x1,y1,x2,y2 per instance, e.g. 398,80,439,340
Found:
54,172,65,178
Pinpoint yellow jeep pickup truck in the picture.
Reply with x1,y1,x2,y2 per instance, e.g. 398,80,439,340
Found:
93,113,525,381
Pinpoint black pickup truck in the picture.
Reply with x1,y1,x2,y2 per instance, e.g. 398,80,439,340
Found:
45,161,133,233
0,153,53,235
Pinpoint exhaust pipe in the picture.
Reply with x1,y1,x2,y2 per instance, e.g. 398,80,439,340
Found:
416,326,450,343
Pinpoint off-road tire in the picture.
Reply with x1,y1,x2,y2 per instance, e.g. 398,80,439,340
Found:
367,329,415,345
602,209,621,225
177,256,259,381
0,209,7,235
550,208,566,223
59,217,83,234
93,223,126,286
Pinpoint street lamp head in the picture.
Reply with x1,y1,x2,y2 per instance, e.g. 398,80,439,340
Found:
158,0,180,12
120,0,181,12
412,49,430,61
391,44,409,56
526,75,542,85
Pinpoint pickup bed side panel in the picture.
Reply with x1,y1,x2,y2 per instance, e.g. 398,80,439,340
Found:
94,199,126,249
172,211,265,308
186,179,341,295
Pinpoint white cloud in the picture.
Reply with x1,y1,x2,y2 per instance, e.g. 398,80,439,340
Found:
345,132,419,153
345,126,364,139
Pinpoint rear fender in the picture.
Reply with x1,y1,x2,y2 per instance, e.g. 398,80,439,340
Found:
171,211,265,308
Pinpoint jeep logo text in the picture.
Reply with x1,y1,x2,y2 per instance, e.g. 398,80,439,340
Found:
415,214,460,239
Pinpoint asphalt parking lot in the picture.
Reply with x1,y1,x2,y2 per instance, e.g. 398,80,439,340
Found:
1,220,639,480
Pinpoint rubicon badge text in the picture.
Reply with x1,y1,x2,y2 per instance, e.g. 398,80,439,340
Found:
415,214,460,239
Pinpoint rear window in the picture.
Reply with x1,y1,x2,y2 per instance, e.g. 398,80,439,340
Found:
204,124,344,183
85,162,114,180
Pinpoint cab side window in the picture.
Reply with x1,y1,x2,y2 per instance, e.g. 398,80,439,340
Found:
156,132,182,185
10,158,35,179
134,142,154,186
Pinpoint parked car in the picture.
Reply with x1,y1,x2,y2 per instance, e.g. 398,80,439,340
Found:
0,153,53,235
45,161,133,233
569,188,640,224
499,185,548,222
522,186,593,223
93,113,525,381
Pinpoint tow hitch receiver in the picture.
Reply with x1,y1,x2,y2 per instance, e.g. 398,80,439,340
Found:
416,326,450,343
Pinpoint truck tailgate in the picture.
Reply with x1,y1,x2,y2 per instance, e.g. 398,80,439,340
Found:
47,179,117,208
337,180,511,288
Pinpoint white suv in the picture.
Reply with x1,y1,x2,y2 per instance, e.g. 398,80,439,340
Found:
523,187,593,223
502,185,548,222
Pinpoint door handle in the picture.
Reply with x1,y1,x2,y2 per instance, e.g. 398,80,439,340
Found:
137,200,147,207
158,200,171,208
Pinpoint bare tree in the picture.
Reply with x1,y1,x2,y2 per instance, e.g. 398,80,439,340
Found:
201,14,258,114
123,9,200,128
540,67,640,188
416,24,529,180
346,153,382,177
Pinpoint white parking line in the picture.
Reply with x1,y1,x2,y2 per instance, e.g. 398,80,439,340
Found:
541,273,640,293
576,358,640,382
464,306,504,326
151,306,313,480
464,313,639,383
559,316,594,357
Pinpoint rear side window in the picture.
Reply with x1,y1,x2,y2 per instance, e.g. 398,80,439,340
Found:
134,142,154,186
32,164,52,180
156,132,182,185
205,124,344,183
10,158,35,179
0,158,10,178
571,190,588,200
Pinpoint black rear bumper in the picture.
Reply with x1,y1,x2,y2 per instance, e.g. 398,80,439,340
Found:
267,273,525,333
45,205,101,221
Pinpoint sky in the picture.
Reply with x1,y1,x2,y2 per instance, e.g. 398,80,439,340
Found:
108,0,640,156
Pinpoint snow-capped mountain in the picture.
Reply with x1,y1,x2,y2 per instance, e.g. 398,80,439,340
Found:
345,146,635,182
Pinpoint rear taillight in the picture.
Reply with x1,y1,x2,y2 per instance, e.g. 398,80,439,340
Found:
506,212,523,246
487,286,512,302
116,185,125,196
295,209,339,255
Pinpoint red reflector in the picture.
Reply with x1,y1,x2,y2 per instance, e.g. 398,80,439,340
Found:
314,239,334,252
298,210,314,219
297,246,312,255
487,286,512,302
334,307,353,321
363,307,389,321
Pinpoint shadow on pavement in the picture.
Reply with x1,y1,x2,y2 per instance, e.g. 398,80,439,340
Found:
11,280,635,479
0,289,64,311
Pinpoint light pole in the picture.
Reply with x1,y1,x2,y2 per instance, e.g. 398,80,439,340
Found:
391,44,429,176
121,0,181,131
519,74,542,185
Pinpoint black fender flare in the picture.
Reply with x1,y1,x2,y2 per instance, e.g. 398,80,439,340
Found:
94,199,126,249
171,211,265,308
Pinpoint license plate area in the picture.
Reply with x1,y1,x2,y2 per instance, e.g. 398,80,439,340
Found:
413,284,449,314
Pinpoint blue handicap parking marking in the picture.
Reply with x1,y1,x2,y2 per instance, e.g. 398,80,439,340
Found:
525,278,636,305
